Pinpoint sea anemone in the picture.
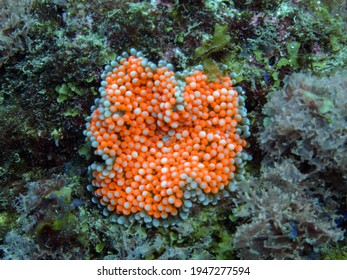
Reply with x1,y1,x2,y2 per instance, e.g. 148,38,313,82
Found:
84,49,250,227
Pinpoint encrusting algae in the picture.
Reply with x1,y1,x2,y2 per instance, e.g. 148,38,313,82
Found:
84,49,250,227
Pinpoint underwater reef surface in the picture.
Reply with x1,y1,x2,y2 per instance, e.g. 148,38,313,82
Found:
0,0,346,260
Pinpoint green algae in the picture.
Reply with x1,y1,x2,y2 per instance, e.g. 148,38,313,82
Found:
195,24,231,57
